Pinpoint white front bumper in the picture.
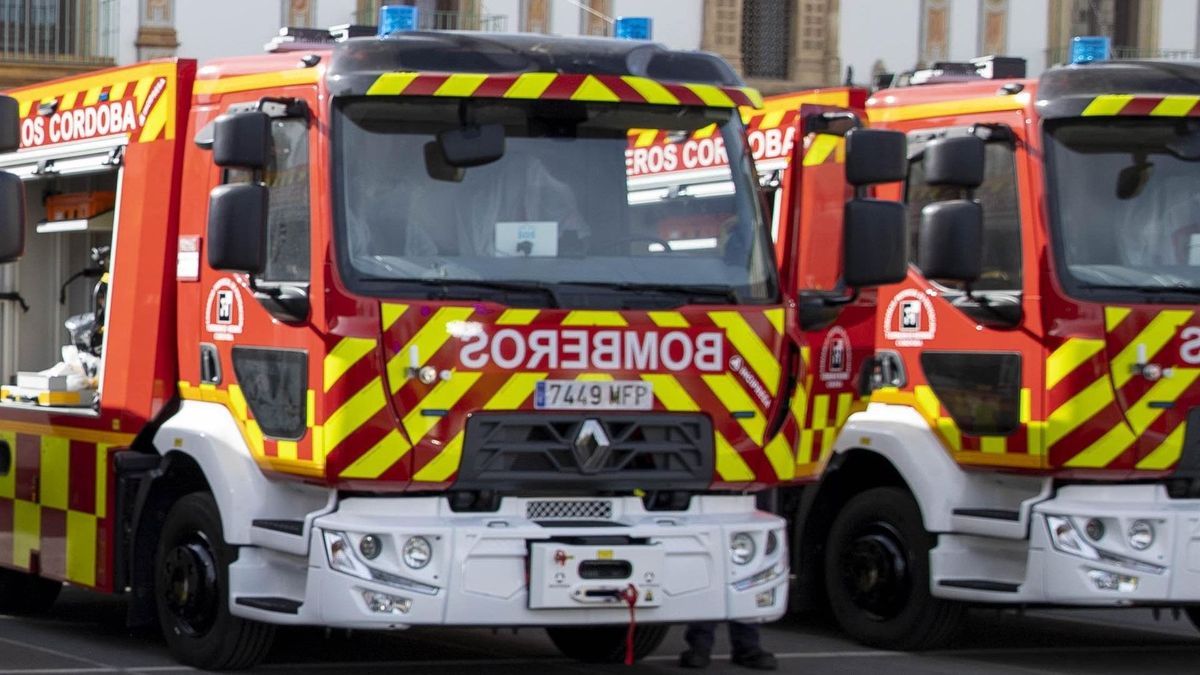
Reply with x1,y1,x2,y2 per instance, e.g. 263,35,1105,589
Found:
229,495,788,629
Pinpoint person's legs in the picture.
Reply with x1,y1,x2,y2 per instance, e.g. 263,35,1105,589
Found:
680,622,718,668
728,622,777,671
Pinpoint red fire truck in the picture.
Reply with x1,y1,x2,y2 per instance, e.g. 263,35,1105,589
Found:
769,57,1200,650
0,27,909,669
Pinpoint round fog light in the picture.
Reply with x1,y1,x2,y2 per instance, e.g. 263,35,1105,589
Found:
1128,520,1155,551
359,534,382,560
403,536,432,569
730,532,756,566
1084,518,1105,541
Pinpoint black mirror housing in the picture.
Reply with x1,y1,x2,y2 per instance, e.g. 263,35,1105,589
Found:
208,183,268,273
0,172,25,262
845,129,907,186
424,141,465,182
843,198,907,287
213,111,271,169
918,199,983,283
923,136,985,188
0,96,19,153
438,124,505,168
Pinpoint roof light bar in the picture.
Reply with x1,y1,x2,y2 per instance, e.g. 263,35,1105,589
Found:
379,5,419,36
1071,36,1111,64
614,17,652,40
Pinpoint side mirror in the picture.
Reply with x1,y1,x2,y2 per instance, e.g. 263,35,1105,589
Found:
845,128,907,185
923,136,985,188
0,96,19,153
917,200,983,283
213,111,271,169
0,172,25,262
208,183,267,273
843,198,907,287
437,124,505,168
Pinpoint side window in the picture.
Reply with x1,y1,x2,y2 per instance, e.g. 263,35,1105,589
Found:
905,142,1021,292
224,117,310,283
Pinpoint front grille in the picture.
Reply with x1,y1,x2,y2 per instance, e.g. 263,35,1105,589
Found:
527,499,614,521
455,413,713,491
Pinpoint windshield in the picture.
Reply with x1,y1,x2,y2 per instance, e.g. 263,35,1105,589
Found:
1046,118,1200,297
331,98,776,305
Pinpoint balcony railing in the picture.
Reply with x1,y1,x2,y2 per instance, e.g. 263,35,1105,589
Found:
355,3,507,32
1046,45,1198,67
0,0,117,65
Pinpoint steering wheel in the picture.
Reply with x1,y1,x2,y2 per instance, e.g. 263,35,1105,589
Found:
595,235,673,253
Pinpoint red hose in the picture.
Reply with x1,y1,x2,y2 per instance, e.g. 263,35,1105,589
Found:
619,583,639,666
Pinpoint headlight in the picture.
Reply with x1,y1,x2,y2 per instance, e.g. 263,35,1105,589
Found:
403,536,433,569
324,530,369,576
1084,518,1105,541
1046,515,1099,560
730,532,756,566
359,534,383,560
1128,520,1155,551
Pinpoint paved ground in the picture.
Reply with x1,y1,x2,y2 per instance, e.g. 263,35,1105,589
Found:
1,588,1199,673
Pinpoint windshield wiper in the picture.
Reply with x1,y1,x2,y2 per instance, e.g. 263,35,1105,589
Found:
559,281,741,304
364,277,563,308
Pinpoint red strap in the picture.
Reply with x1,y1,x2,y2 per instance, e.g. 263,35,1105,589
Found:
619,583,639,666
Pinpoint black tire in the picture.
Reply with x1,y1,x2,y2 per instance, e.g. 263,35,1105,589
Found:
824,487,962,650
1184,608,1200,634
0,567,61,614
546,624,669,663
155,492,275,670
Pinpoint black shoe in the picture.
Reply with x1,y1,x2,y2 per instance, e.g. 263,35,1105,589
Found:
679,649,712,668
731,648,778,671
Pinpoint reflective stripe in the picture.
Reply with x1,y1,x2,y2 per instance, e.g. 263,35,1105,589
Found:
1046,377,1113,448
382,303,409,331
1105,306,1131,332
434,73,489,97
709,311,780,395
715,432,755,482
703,372,766,444
764,435,795,481
340,430,412,480
324,337,377,392
642,373,701,411
323,377,388,455
1136,423,1187,470
1081,94,1135,117
367,72,420,96
385,307,476,393
1110,310,1193,389
620,76,679,105
561,310,628,326
1150,95,1200,116
647,311,689,328
400,372,483,443
496,308,540,325
1045,338,1104,389
685,83,735,108
412,432,465,482
39,436,69,511
571,75,619,102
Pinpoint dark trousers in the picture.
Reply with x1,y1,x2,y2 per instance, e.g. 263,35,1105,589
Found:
684,621,762,655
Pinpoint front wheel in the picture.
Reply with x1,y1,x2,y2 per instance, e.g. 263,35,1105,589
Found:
154,492,275,670
546,624,669,663
824,487,962,650
0,567,61,614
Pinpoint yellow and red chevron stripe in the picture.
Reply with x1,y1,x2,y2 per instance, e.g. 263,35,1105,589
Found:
366,71,764,109
1082,94,1200,117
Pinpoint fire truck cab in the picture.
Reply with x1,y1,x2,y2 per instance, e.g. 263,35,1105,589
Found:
780,57,1200,650
0,27,909,669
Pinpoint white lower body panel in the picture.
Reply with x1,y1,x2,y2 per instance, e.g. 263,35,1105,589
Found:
228,494,788,629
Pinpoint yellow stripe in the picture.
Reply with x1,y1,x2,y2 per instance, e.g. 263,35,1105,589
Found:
307,390,315,428
382,302,409,331
1105,306,1132,332
412,432,465,482
276,440,298,461
1081,94,1135,117
739,87,765,108
709,311,780,395
937,417,962,452
1020,387,1031,424
620,76,679,105
58,91,78,111
561,310,627,326
1045,339,1105,389
228,383,248,420
802,134,840,166
504,72,558,99
95,444,109,518
496,308,540,325
1150,95,1200,116
0,431,13,499
244,419,265,457
435,73,490,97
715,432,755,481
323,378,387,454
643,373,700,411
1136,423,1187,470
0,422,130,447
139,77,173,142
194,68,320,96
66,511,97,586
386,307,476,393
81,86,103,107
1111,310,1193,389
811,394,830,429
1064,423,1135,468
401,372,483,442
13,500,38,568
17,99,31,118
685,83,736,108
9,62,168,108
1027,420,1046,455
764,435,795,481
868,95,1026,123
486,372,547,409
132,77,154,113
759,109,786,131
835,393,853,426
764,308,784,336
576,372,615,381
634,129,660,147
39,436,69,511
981,436,1007,454
703,373,766,443
571,74,620,102
109,81,128,100
1046,377,1113,448
1125,368,1200,434
647,311,689,328
913,385,941,420
339,430,412,479
324,338,377,392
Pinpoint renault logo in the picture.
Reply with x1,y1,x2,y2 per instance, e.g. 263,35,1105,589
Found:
573,419,612,474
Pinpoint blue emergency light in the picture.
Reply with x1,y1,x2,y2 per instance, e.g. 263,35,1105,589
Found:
614,17,652,40
379,4,418,35
1070,36,1111,64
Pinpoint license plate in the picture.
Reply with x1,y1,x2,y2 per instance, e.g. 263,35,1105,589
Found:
534,380,653,410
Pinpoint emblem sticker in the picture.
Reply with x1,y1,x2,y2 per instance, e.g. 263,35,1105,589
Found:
883,289,936,347
819,326,852,388
204,277,244,341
